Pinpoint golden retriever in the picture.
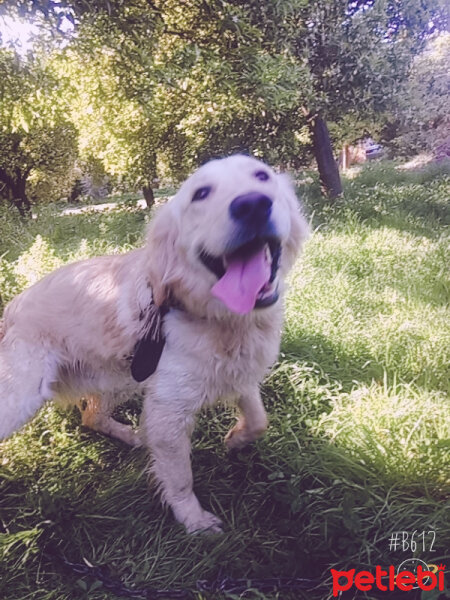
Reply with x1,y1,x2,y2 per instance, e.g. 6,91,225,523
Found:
0,154,308,533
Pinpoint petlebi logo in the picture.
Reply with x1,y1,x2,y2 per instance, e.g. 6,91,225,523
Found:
397,558,436,589
330,530,448,596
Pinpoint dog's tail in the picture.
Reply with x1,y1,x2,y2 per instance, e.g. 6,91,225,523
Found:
0,337,49,440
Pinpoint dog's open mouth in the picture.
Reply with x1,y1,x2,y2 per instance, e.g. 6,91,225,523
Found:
199,237,281,314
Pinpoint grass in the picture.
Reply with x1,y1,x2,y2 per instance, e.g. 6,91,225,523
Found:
0,159,449,600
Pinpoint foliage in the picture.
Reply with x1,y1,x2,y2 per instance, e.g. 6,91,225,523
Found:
1,0,448,202
388,32,450,155
0,47,78,211
291,0,449,145
55,2,315,182
63,0,445,156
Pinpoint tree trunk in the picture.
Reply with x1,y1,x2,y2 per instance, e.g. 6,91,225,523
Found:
311,115,342,200
142,185,155,208
12,196,31,217
13,178,32,217
0,168,32,217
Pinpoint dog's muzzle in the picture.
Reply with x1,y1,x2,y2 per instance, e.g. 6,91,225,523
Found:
199,233,281,314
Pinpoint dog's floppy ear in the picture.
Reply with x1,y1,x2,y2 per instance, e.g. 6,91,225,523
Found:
278,173,309,272
145,204,181,306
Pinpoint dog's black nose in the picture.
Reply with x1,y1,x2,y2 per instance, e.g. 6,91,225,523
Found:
229,193,272,225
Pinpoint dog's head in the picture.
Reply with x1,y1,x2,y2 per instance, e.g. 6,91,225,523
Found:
145,154,308,318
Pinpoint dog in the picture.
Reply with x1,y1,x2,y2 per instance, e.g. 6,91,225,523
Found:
0,154,308,533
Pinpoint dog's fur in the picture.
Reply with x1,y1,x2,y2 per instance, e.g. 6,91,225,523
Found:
0,154,308,532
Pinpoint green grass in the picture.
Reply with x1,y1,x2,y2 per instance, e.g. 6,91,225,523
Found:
1,160,449,599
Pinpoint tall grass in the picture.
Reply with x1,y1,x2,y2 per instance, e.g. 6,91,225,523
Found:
0,160,449,600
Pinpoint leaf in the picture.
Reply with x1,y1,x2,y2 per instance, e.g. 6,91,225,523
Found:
18,112,30,133
76,579,87,591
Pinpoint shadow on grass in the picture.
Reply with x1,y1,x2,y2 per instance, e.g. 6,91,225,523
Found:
1,205,149,264
281,332,383,393
1,410,446,600
282,327,447,395
38,208,149,259
299,163,450,241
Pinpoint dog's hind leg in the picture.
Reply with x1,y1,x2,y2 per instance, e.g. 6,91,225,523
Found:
0,340,57,440
76,394,142,447
224,386,268,450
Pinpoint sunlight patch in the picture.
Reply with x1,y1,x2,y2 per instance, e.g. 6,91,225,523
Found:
14,235,62,287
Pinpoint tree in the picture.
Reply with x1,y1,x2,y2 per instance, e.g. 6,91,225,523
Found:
5,0,447,202
52,48,158,203
16,0,315,192
388,32,450,155
290,0,448,194
0,48,77,215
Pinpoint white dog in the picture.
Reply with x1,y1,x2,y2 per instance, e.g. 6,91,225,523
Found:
0,154,308,533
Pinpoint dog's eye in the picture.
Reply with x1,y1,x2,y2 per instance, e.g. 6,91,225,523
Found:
254,171,269,182
192,186,211,201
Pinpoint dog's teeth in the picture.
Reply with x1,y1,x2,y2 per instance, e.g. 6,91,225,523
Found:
265,244,271,262
258,281,273,299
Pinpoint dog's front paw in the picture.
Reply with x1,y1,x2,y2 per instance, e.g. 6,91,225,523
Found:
224,420,267,450
171,494,223,534
185,510,223,534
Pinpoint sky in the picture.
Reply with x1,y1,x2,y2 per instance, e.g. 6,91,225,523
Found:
0,14,74,54
0,15,40,52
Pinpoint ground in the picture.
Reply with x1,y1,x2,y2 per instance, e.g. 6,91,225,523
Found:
0,159,449,600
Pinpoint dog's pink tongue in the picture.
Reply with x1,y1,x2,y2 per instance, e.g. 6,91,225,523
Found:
211,248,270,314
